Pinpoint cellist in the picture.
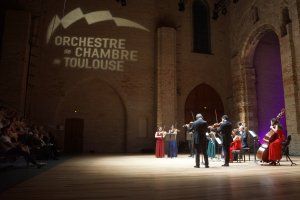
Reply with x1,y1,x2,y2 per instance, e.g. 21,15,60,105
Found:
268,118,285,165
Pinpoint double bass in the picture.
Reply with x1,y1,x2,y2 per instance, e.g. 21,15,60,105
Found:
256,109,285,162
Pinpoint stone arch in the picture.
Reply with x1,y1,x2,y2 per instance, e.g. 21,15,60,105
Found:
240,25,286,140
55,78,127,153
241,24,279,66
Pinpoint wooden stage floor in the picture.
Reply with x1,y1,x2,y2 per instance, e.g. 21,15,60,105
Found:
1,154,300,200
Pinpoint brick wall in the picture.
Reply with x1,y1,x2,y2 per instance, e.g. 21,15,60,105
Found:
229,0,300,154
4,0,300,154
156,27,177,129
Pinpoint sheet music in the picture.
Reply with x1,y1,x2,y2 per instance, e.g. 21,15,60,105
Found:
248,130,257,138
215,137,222,145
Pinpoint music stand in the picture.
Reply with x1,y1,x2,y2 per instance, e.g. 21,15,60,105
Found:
248,130,258,162
282,135,297,166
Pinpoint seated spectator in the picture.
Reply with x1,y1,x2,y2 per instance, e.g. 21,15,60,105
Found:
0,127,45,168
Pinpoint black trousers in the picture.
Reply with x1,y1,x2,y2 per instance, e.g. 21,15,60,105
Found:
194,142,208,167
188,140,194,156
223,143,230,165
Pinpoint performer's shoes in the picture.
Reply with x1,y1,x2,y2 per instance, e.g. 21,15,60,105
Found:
222,164,229,167
194,165,200,168
205,166,209,168
269,161,277,166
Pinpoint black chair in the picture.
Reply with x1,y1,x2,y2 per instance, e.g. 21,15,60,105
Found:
242,147,251,162
282,135,296,166
231,148,250,162
231,150,243,162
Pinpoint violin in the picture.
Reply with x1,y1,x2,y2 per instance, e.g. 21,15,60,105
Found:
208,122,222,131
208,122,223,140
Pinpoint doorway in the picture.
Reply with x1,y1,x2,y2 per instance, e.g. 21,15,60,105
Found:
253,31,286,140
185,83,224,125
64,118,84,154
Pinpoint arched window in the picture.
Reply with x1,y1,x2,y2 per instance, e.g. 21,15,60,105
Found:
193,0,211,54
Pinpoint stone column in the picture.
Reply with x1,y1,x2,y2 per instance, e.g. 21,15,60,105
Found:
280,23,300,155
243,67,258,132
278,1,300,154
156,27,177,129
230,56,247,125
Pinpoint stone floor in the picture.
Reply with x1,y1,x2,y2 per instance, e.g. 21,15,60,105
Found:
0,154,299,200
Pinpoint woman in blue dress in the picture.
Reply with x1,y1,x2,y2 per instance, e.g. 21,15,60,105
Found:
167,125,178,158
207,131,216,159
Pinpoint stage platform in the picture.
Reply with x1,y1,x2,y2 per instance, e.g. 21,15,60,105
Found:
1,154,299,200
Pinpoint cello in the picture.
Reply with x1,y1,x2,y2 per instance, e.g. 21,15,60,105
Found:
256,109,285,162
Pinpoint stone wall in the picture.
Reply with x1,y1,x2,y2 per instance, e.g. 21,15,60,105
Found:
0,10,31,112
229,0,300,154
0,0,254,153
156,27,177,129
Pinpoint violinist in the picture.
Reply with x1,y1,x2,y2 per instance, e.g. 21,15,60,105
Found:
268,119,285,165
167,125,178,158
206,127,216,159
216,115,233,167
183,122,194,157
188,113,209,168
155,127,166,158
229,129,242,161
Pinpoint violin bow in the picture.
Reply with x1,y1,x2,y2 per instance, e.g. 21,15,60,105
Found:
214,109,218,123
191,111,195,121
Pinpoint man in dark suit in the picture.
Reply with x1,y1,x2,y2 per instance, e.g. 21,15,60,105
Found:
189,113,209,168
217,115,233,167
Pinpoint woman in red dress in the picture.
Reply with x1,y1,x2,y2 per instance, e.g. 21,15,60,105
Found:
268,119,285,165
155,127,166,158
229,129,242,161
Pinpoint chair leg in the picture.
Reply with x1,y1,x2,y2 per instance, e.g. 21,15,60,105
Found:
286,154,297,166
276,160,280,166
248,150,251,161
239,152,242,162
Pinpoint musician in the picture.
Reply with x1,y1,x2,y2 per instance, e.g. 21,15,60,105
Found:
167,125,178,158
206,128,216,159
185,122,194,157
238,122,248,148
189,113,209,168
217,115,233,167
268,119,285,165
155,127,166,158
229,129,242,161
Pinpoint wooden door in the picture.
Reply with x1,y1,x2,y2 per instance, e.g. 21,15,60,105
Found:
185,83,224,125
64,118,84,154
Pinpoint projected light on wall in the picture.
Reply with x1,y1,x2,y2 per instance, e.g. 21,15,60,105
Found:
253,31,287,142
46,8,149,72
